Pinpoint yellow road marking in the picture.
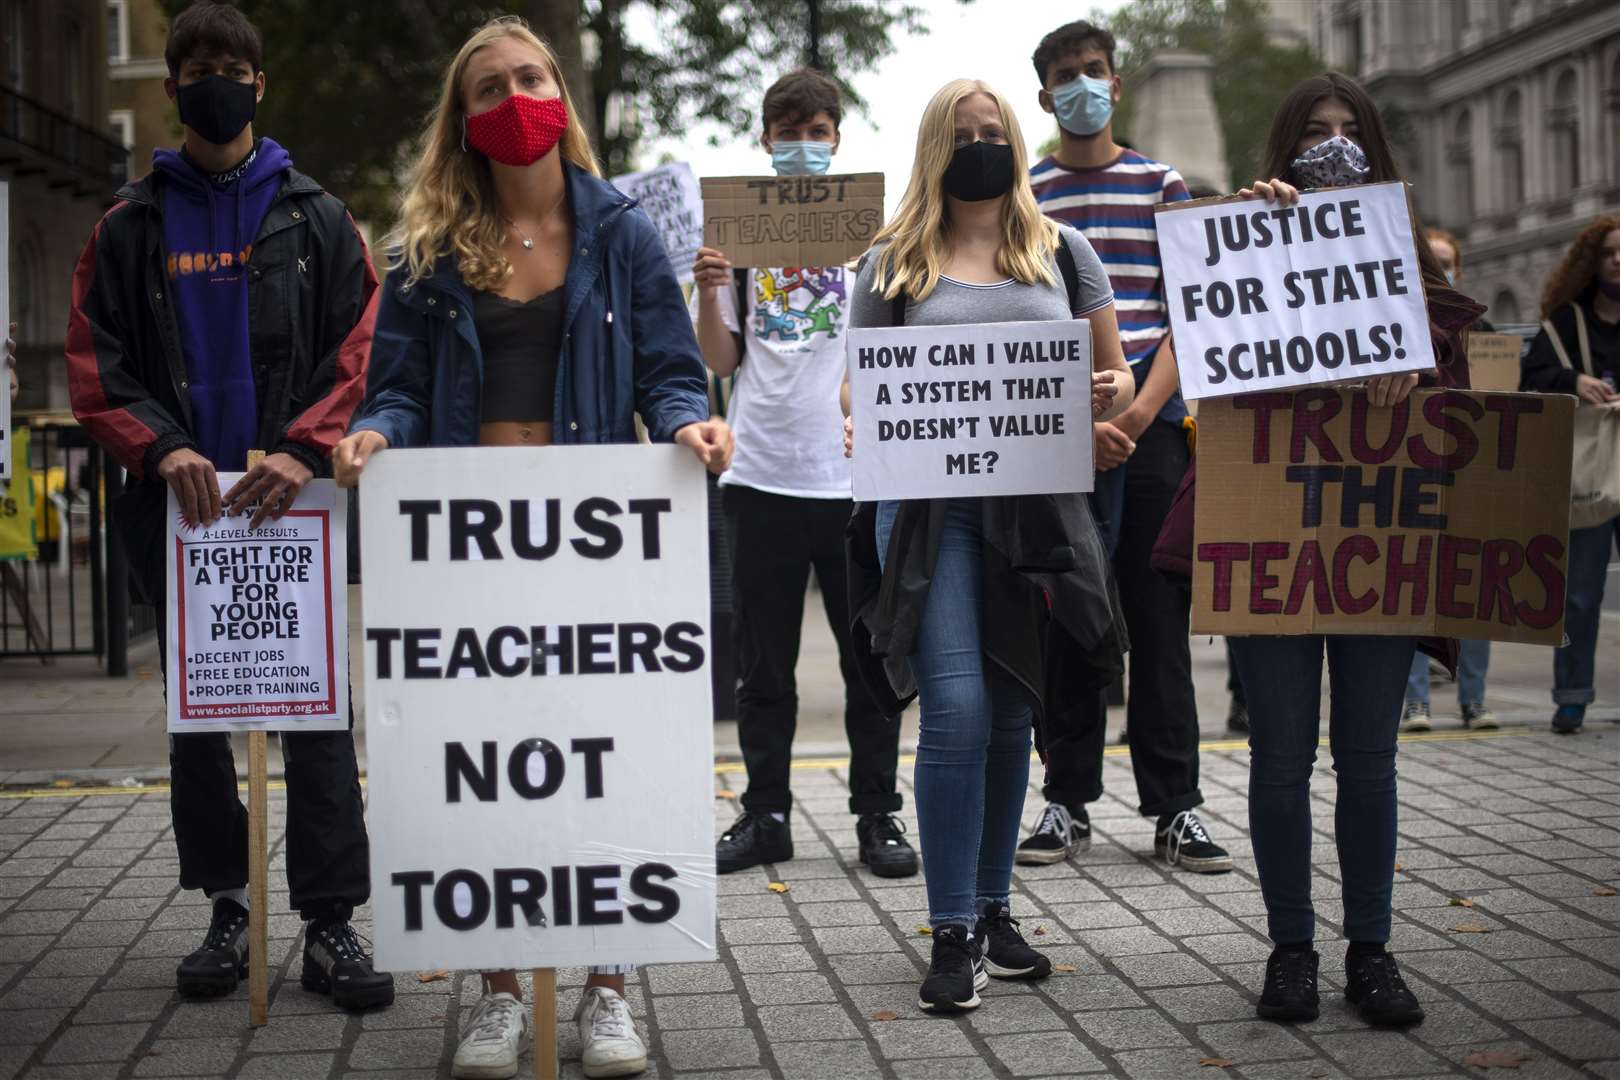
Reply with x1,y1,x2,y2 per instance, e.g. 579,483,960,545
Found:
0,725,1546,800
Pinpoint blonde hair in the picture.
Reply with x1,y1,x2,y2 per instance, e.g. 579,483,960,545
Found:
869,79,1058,302
389,16,600,291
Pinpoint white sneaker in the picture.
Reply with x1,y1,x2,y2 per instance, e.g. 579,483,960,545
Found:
452,991,530,1080
576,986,647,1078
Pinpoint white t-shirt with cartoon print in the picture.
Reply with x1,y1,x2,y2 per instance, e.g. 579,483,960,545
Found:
691,266,852,499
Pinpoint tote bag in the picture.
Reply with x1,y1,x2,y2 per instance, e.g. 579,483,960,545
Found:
1543,306,1620,529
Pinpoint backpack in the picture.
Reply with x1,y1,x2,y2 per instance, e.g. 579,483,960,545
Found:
886,239,1082,326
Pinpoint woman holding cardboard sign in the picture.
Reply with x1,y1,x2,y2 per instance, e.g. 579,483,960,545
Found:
1192,72,1483,1031
333,17,730,1080
845,77,1131,1015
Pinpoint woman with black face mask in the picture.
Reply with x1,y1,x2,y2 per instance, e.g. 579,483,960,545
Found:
843,78,1132,1015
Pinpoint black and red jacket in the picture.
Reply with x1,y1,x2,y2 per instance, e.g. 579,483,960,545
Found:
66,166,376,483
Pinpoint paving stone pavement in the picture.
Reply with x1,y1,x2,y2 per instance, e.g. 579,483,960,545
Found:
1,727,1618,1079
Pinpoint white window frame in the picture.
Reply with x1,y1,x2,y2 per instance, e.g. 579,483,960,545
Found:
106,0,128,64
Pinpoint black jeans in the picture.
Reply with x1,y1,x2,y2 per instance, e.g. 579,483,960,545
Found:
725,484,902,817
153,582,371,923
1041,419,1203,818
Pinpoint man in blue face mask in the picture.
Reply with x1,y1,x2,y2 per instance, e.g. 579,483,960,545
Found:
1019,20,1235,878
689,69,916,883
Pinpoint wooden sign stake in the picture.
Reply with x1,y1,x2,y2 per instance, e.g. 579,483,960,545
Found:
244,449,270,1027
532,968,558,1080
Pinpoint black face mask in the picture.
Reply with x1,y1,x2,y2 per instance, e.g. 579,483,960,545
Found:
942,140,1015,202
176,74,258,145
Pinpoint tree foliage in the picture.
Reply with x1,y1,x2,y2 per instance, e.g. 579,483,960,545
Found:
159,0,942,223
1096,0,1322,191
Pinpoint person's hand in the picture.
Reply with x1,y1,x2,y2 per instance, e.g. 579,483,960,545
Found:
223,452,314,529
1366,372,1420,408
1238,178,1300,206
675,417,734,474
333,430,388,489
692,247,733,293
843,415,854,458
1094,421,1136,471
157,448,222,527
1091,369,1119,418
1575,373,1620,405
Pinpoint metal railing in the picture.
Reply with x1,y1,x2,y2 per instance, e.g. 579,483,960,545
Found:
0,84,129,188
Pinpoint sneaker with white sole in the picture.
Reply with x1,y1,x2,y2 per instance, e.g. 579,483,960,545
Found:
452,992,530,1080
576,986,647,1078
1461,703,1498,731
1015,802,1090,865
1400,700,1432,733
1154,810,1233,873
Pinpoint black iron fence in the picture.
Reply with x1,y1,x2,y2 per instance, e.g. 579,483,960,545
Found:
0,85,129,189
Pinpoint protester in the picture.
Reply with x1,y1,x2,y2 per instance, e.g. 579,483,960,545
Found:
1521,215,1620,735
845,77,1132,1013
690,69,915,880
332,17,730,1080
1020,19,1231,873
1162,71,1481,1029
1400,228,1497,732
64,0,389,1013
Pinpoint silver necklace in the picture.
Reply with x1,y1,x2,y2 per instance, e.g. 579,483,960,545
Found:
506,192,566,252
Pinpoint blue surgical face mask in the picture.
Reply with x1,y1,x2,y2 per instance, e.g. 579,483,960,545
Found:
770,140,833,176
1051,74,1114,137
1443,270,1455,287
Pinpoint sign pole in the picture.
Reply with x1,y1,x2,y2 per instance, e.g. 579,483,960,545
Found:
532,968,557,1080
244,449,269,1027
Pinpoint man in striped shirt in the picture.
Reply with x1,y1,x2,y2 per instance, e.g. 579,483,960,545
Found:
1017,19,1233,876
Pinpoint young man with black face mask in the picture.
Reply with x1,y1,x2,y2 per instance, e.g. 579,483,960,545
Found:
1021,20,1233,876
65,1,390,1012
690,69,916,881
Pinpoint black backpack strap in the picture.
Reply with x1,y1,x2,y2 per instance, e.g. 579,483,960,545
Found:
1056,237,1081,314
890,291,907,327
732,267,749,364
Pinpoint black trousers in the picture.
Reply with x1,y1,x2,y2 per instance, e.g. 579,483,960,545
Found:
724,484,902,816
1041,419,1204,818
154,583,371,923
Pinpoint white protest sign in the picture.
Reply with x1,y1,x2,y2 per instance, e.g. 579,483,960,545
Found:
361,445,716,972
166,476,347,732
0,180,11,480
847,319,1093,501
612,162,703,285
1157,181,1435,400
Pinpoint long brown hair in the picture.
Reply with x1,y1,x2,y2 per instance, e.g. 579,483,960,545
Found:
1541,215,1620,319
1258,72,1447,290
388,16,600,291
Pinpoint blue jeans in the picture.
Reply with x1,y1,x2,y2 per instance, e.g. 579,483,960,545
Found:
1405,640,1490,707
876,499,1033,928
1554,516,1619,707
1229,634,1415,946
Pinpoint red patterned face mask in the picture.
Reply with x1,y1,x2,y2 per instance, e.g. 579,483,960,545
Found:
464,94,568,167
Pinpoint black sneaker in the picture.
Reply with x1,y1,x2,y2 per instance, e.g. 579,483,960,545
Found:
1227,699,1250,735
917,924,986,1013
973,901,1052,980
1015,802,1090,865
301,920,396,1011
1257,946,1319,1022
856,813,918,878
176,897,248,997
1154,810,1233,873
716,812,793,874
1343,947,1424,1027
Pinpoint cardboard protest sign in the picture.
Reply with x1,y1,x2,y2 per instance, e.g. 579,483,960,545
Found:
361,445,716,972
612,162,702,285
847,319,1094,501
1158,182,1435,399
0,425,34,560
701,173,883,268
166,477,348,731
1467,332,1524,392
1192,388,1572,644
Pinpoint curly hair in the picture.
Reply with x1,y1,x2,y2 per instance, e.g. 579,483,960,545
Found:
1541,215,1620,320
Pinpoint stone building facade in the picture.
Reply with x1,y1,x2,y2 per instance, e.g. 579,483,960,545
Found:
1308,0,1620,327
1,0,128,410
107,0,173,184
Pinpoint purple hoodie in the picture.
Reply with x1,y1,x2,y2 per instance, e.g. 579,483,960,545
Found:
153,137,292,471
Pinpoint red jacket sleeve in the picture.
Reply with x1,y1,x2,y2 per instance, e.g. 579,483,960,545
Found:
65,202,195,479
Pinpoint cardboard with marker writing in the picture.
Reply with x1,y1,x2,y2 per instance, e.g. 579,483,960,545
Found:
701,173,884,268
1466,332,1523,393
1192,388,1572,645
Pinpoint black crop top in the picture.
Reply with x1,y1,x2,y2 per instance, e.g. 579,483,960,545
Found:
475,288,563,423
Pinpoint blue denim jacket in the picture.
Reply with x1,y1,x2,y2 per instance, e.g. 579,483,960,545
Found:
351,161,709,449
